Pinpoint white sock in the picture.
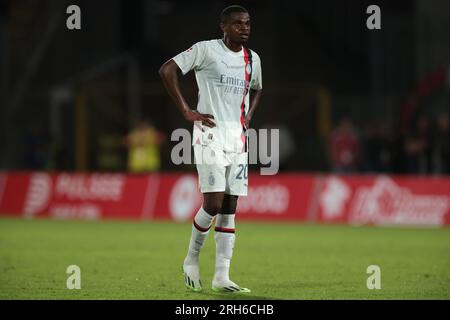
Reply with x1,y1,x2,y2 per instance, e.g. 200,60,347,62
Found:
214,214,236,282
184,207,215,266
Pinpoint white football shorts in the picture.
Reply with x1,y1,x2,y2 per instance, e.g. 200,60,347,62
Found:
194,144,248,196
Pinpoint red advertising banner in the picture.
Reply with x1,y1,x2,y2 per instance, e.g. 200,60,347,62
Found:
236,174,314,221
1,172,449,226
151,173,314,222
152,173,202,221
316,175,450,227
0,172,152,220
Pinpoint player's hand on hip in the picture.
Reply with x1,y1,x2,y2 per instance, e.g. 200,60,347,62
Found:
183,109,215,128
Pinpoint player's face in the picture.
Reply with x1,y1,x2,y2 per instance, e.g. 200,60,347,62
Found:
221,12,251,44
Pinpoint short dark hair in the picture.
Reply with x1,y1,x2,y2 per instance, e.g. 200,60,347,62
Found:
220,5,248,23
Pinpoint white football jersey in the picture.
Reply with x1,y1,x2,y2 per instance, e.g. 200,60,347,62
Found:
172,39,262,153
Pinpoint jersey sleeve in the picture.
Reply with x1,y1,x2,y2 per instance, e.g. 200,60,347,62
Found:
172,41,207,75
250,55,262,90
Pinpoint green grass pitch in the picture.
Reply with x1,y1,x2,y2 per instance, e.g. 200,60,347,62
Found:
0,217,449,299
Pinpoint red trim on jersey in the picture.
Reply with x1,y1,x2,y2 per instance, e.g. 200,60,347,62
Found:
214,226,236,234
239,48,251,152
193,220,210,232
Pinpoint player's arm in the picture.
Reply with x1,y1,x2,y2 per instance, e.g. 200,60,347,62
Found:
158,59,215,128
244,89,262,129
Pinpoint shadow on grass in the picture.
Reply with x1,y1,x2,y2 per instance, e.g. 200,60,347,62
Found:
185,290,281,300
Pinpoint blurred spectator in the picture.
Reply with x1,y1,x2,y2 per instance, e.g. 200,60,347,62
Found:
125,120,165,173
404,115,433,174
433,113,450,174
362,121,393,173
329,117,361,173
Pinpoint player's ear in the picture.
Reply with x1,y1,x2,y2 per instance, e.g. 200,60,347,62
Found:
219,21,226,33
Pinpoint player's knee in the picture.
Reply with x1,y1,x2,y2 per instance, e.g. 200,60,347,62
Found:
202,202,222,216
221,195,238,214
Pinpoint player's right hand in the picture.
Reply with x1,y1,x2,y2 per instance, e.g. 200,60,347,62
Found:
183,109,215,128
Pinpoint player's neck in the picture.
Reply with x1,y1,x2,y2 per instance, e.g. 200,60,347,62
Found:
222,36,242,52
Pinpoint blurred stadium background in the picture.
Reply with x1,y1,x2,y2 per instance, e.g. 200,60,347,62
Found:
0,0,449,299
0,0,449,174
